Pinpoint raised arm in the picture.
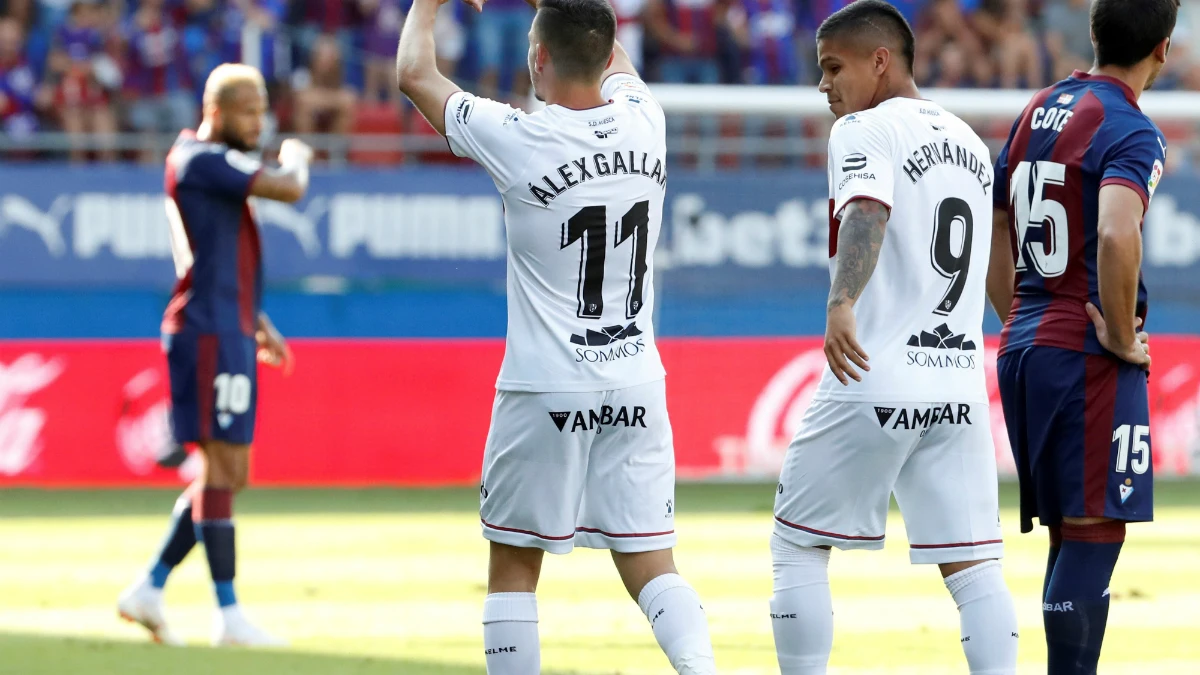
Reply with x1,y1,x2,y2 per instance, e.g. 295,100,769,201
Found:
986,206,1015,323
396,0,469,136
249,138,312,203
601,40,639,81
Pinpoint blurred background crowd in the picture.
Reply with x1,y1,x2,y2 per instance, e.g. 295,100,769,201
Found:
2,0,1200,163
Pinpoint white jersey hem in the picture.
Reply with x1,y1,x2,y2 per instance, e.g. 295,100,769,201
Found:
495,372,666,394
811,392,991,404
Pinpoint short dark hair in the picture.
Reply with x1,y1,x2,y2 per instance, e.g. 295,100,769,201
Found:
816,0,915,74
1092,0,1179,68
535,0,617,81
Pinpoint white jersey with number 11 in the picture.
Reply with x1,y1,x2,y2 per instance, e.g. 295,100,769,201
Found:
444,74,667,393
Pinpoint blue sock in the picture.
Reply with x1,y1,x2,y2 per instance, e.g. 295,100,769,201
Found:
1043,526,1062,602
1043,522,1125,675
148,491,198,590
193,487,238,608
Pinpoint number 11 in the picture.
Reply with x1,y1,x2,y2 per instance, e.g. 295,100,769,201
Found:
561,201,650,320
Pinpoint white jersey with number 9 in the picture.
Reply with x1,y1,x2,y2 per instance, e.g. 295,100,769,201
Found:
818,98,995,404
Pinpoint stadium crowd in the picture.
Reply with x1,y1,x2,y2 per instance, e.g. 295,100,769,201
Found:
1,0,1199,161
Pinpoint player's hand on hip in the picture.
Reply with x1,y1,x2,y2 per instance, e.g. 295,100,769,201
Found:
1086,302,1151,369
824,303,870,385
279,138,314,166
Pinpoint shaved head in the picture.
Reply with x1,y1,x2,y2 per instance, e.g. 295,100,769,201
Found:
816,0,915,75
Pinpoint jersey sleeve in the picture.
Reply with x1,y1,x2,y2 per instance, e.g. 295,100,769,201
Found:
601,72,665,128
827,114,895,220
1100,124,1167,211
444,91,530,191
180,148,262,200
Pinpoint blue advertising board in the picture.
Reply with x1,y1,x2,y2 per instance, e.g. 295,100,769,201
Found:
0,165,1197,337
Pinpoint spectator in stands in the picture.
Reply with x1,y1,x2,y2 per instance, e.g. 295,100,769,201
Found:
645,0,721,84
292,33,356,136
472,0,532,101
1042,0,1093,81
48,0,118,161
728,0,798,85
932,39,969,87
973,0,1042,88
0,0,32,27
122,0,197,146
611,0,647,71
914,0,993,86
0,16,48,140
215,0,288,86
360,0,465,105
361,0,404,104
288,0,361,88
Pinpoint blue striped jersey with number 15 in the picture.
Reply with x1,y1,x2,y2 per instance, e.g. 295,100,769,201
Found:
817,98,994,405
994,70,1166,357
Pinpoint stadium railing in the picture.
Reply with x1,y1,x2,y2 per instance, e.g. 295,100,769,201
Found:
4,88,1200,164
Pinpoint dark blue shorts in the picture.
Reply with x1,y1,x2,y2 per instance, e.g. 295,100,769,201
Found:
997,346,1153,532
164,331,258,446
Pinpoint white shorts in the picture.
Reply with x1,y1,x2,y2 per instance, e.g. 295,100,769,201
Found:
773,399,1004,564
479,379,677,555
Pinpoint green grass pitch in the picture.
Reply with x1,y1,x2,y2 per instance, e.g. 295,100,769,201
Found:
2,482,1199,674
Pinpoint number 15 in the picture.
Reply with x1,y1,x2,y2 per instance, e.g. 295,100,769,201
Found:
1113,423,1150,474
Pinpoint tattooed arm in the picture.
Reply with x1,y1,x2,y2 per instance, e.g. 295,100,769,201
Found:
824,199,890,385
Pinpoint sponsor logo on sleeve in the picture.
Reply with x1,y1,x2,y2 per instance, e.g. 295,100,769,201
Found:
1149,159,1164,199
841,153,868,172
455,96,474,124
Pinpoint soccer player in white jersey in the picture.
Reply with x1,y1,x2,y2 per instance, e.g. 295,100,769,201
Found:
396,0,716,673
769,2,1019,673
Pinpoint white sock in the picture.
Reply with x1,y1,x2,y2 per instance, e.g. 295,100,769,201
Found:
769,535,833,675
944,561,1019,675
482,593,540,675
637,573,716,675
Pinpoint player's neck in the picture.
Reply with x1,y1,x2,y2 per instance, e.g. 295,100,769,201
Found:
1089,65,1150,101
872,78,922,109
543,81,609,112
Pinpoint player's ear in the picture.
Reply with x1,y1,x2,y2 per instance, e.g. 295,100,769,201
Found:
873,46,890,76
535,42,550,74
605,48,615,71
1157,36,1171,63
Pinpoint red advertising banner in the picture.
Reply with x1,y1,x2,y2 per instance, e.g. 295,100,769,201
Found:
0,338,1197,486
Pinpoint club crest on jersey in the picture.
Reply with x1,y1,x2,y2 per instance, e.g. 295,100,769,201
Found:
1120,478,1135,504
1149,159,1164,199
842,153,868,172
548,406,647,433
